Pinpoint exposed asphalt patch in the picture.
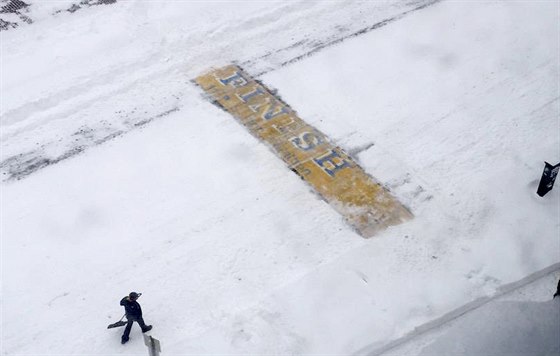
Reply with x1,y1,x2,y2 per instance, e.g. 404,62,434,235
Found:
54,0,117,15
1,108,179,181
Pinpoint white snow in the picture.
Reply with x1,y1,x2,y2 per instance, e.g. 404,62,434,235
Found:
1,0,559,354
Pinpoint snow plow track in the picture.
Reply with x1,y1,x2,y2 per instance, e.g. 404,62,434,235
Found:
0,0,440,182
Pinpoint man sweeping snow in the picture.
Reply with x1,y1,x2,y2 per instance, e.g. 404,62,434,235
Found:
120,292,152,344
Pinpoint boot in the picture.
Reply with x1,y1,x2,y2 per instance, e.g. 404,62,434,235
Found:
121,336,129,344
142,325,153,333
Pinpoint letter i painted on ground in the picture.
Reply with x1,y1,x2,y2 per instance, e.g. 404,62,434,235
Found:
195,65,412,238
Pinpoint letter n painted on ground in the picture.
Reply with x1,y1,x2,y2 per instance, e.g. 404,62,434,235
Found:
195,65,412,237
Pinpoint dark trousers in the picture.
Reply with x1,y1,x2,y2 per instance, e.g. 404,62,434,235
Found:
122,316,149,341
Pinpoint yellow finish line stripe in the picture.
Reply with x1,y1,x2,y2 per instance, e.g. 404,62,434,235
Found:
195,65,412,237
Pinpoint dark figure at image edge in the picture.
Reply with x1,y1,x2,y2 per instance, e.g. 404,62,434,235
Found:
120,292,152,344
554,280,560,299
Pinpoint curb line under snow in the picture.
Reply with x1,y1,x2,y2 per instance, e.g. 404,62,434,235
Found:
357,262,560,356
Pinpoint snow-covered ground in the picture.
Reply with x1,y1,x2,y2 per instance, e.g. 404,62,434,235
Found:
1,0,435,181
1,0,559,354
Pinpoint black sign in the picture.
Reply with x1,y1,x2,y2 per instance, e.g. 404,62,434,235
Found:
537,161,560,197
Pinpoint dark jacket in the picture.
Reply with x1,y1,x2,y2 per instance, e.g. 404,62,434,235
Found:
120,297,143,318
